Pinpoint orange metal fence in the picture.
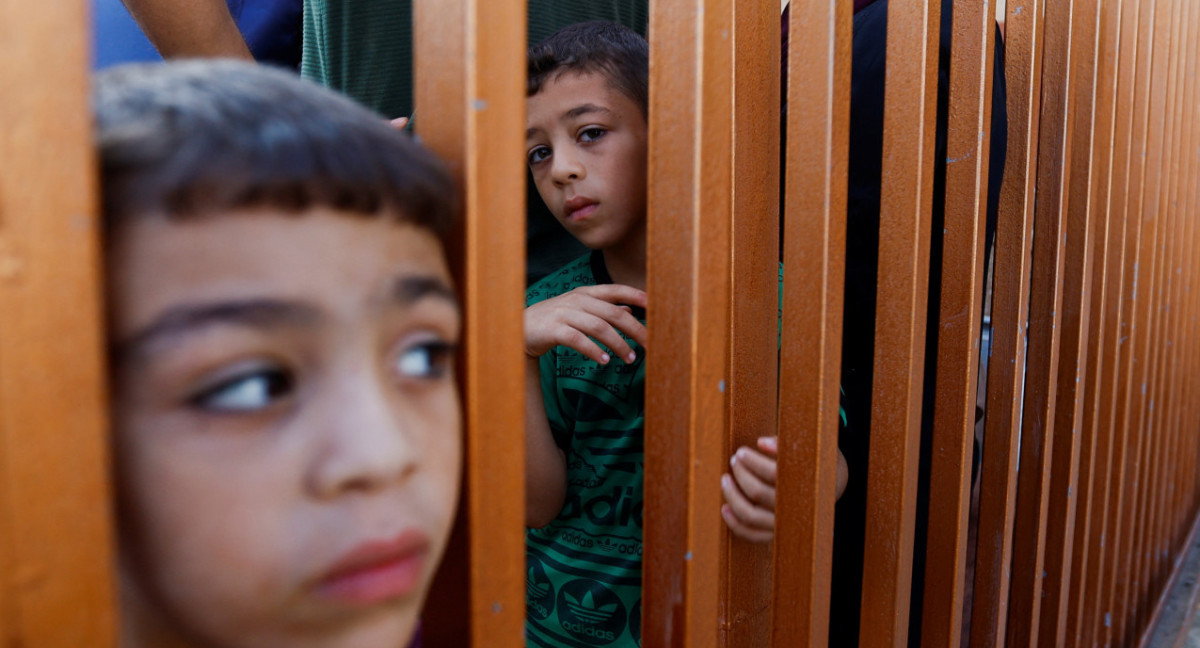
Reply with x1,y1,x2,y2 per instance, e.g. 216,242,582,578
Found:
3,0,1200,646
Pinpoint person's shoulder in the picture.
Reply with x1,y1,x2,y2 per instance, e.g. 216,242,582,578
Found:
525,253,594,307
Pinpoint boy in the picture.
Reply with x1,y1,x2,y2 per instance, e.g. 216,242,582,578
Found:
97,60,462,647
522,22,790,647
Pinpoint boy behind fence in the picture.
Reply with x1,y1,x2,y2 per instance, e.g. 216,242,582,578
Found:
97,60,462,648
521,22,790,647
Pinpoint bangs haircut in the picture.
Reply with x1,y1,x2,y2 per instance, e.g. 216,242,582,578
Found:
527,21,649,117
94,61,457,235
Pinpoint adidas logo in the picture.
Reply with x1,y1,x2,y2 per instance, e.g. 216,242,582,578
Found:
556,580,627,643
564,590,617,624
560,620,616,641
559,486,643,528
526,567,550,600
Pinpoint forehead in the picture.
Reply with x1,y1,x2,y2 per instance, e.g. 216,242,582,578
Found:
526,70,641,128
107,207,453,337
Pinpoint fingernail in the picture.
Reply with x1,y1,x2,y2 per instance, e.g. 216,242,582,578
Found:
729,454,738,467
721,474,731,487
600,353,610,363
627,351,637,362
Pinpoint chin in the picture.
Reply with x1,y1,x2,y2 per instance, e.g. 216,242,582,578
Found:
319,611,420,648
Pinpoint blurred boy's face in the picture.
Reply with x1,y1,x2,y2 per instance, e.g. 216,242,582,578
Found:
525,70,648,255
109,208,461,648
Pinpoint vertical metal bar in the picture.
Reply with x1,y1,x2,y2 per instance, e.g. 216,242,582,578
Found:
1163,0,1190,614
724,2,780,646
1143,0,1187,615
857,0,942,644
1133,0,1180,632
1190,30,1200,537
1038,0,1103,643
1159,0,1187,555
1171,0,1199,562
1004,0,1076,643
1183,4,1200,550
412,0,528,644
1169,0,1200,553
1190,31,1200,537
918,0,996,643
1112,0,1160,639
643,0,734,645
1165,12,1189,546
0,0,119,644
1157,1,1200,616
1066,1,1123,643
968,0,1047,644
1190,4,1200,535
771,0,850,644
1093,0,1144,641
1123,0,1172,638
1164,0,1195,611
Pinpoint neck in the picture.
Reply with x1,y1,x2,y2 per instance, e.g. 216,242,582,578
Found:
600,232,647,291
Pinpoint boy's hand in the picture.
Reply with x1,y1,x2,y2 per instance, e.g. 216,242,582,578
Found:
525,285,647,364
721,436,778,543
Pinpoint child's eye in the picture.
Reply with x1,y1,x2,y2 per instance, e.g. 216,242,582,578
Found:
527,146,551,165
578,127,607,143
395,341,457,380
191,368,294,412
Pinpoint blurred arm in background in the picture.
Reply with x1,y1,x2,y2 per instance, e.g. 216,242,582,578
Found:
120,0,253,60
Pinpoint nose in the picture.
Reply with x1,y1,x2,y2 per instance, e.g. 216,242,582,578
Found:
306,368,420,499
549,147,585,185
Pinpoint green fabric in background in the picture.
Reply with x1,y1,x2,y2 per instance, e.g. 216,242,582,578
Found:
301,0,413,119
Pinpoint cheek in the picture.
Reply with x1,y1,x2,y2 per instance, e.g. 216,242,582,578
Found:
409,387,463,536
534,176,562,208
118,426,302,636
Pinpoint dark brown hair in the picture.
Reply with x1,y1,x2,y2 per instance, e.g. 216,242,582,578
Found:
527,21,649,117
94,60,457,234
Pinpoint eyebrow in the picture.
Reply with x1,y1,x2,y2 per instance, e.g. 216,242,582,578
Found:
115,299,321,361
116,275,457,362
389,275,459,310
525,103,614,139
563,103,612,120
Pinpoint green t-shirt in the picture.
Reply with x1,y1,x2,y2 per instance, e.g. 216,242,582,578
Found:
301,0,648,119
525,251,645,648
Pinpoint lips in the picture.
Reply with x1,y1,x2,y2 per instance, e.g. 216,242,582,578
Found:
315,530,430,605
563,197,598,221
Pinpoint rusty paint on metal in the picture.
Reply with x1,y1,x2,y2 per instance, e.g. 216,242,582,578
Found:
1069,1,1125,644
919,0,996,644
0,0,118,643
970,0,1047,644
643,0,734,645
724,0,780,645
1005,0,1076,643
1037,0,1101,643
859,0,942,645
413,0,528,644
772,0,850,645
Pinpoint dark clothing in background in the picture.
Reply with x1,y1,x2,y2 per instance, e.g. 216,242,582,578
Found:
828,0,1008,645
